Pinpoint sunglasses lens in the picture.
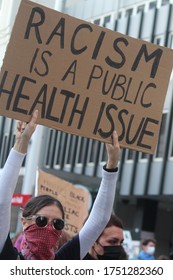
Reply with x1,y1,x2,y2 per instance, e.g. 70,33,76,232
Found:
36,216,48,227
53,219,64,230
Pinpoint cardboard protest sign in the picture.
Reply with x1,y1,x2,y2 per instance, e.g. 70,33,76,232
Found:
37,169,89,236
0,0,173,154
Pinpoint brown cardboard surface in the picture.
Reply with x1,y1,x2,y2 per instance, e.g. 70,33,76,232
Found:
37,169,89,236
0,0,173,154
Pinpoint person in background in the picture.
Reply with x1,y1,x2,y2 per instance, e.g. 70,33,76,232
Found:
83,213,128,260
137,238,156,260
0,110,121,260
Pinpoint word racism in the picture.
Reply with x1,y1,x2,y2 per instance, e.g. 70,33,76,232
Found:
0,0,173,154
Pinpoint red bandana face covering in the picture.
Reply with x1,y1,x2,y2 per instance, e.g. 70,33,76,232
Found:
20,223,61,260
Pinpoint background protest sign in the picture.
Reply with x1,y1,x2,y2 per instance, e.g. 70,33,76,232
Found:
37,169,89,236
0,0,173,154
11,194,32,206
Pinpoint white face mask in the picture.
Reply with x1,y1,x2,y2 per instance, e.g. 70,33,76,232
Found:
146,246,155,255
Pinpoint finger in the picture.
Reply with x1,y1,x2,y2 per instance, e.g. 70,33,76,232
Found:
29,109,38,126
21,122,27,132
112,130,119,146
16,121,24,132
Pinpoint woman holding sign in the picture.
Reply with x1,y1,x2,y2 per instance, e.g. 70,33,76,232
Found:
0,110,120,260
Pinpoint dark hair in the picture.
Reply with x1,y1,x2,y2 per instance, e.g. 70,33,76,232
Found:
142,238,156,246
96,213,123,241
105,213,124,229
22,195,65,219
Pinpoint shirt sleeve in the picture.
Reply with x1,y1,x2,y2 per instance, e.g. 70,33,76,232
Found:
79,168,118,259
55,234,80,260
0,148,25,253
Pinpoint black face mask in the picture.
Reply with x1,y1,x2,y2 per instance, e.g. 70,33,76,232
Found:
97,245,124,260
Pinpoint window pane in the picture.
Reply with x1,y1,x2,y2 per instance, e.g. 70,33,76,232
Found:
169,34,173,48
77,138,85,164
125,8,133,17
155,114,167,158
149,1,157,9
154,36,164,46
137,4,145,13
118,11,122,19
94,19,100,25
104,15,111,26
127,149,135,160
161,0,169,6
141,152,149,159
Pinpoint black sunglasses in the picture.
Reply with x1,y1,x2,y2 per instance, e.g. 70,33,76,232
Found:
26,215,65,230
